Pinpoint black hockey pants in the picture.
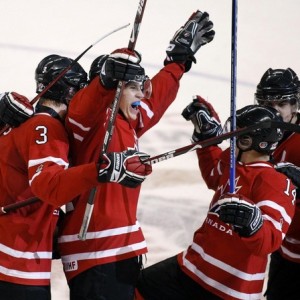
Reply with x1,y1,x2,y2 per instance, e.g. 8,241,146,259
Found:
0,280,50,300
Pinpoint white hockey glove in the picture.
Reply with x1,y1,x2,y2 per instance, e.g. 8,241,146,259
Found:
182,95,222,142
98,150,152,188
0,92,33,127
100,48,145,89
215,193,263,237
164,10,215,72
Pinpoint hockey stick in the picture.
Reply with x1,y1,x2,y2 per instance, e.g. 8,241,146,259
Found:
0,196,39,215
0,23,130,136
0,125,254,216
142,121,300,165
0,123,264,215
78,0,148,241
2,121,300,215
229,0,238,193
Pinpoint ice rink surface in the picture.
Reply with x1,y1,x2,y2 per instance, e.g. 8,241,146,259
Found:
1,0,300,298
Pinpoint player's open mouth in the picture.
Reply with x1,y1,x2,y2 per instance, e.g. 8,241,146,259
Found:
131,101,141,109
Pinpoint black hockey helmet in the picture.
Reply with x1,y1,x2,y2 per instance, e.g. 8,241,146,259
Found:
235,105,283,154
255,68,300,106
89,55,109,82
35,54,88,104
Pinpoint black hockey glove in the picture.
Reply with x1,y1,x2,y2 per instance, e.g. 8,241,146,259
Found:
164,10,215,72
217,193,263,237
100,48,145,89
182,95,222,142
98,150,152,188
0,92,33,127
274,162,300,188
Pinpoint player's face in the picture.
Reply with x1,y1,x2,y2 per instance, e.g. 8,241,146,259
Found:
265,100,297,123
120,81,144,121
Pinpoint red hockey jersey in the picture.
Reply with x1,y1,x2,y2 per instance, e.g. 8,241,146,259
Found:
58,63,185,281
272,131,300,263
177,146,295,300
0,112,99,286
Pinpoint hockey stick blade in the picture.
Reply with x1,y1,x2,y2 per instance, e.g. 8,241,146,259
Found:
78,0,148,241
144,120,300,165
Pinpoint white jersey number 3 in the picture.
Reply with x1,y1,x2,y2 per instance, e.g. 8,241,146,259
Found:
35,126,48,144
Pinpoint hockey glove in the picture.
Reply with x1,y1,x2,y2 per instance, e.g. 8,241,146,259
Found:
274,162,300,188
0,92,33,127
100,48,145,89
182,95,222,142
164,10,215,72
98,150,152,188
217,193,263,237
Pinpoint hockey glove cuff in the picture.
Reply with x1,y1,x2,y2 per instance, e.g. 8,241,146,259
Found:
0,92,33,127
98,150,152,188
216,193,263,237
164,10,215,72
182,95,222,142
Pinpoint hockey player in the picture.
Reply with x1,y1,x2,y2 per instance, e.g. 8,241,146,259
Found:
0,55,151,300
135,99,296,300
57,10,215,300
255,68,300,300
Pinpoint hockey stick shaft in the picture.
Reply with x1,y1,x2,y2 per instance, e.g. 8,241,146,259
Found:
78,0,148,241
229,0,238,193
101,0,147,156
143,121,300,165
0,23,130,136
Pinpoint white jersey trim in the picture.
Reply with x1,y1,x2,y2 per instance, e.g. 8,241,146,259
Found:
0,265,50,280
58,221,141,243
28,156,69,168
61,240,147,264
257,199,290,241
140,101,154,118
261,214,286,240
257,200,291,225
0,242,52,259
247,162,273,168
190,243,265,281
182,252,262,300
68,117,91,131
73,133,84,142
